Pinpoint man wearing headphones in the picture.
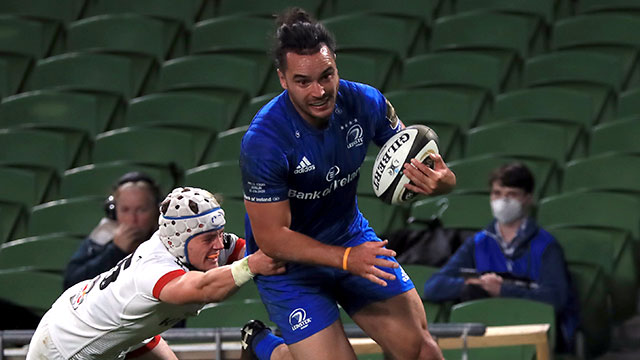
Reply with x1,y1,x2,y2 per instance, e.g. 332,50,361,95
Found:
63,172,163,290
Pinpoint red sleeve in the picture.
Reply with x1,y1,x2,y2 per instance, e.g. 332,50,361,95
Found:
125,335,161,358
152,269,186,299
226,238,246,264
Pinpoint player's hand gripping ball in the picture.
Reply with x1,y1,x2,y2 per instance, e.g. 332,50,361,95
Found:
372,125,439,205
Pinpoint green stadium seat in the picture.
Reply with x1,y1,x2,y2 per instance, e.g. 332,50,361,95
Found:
562,153,640,196
590,117,640,155
201,126,248,164
233,93,278,128
184,161,243,200
357,195,409,236
60,161,175,199
0,15,56,59
0,0,84,24
567,262,611,357
0,234,82,272
0,90,115,138
577,0,640,14
331,0,442,26
216,197,246,238
26,52,147,101
187,301,273,328
431,12,545,60
538,191,640,240
337,53,394,91
93,126,202,173
0,269,63,317
0,128,83,174
215,0,324,19
399,52,514,96
409,193,489,231
0,166,53,210
617,88,640,119
466,122,569,165
455,0,564,24
0,202,26,243
356,156,376,197
85,0,202,29
445,298,555,360
550,227,637,323
28,196,105,237
448,155,558,199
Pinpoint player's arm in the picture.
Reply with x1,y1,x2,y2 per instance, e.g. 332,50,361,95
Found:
158,250,284,305
244,199,398,286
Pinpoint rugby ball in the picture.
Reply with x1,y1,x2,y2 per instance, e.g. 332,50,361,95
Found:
372,125,439,205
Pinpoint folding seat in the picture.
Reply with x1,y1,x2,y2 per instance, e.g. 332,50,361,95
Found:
0,234,81,272
85,0,202,30
93,126,202,173
399,52,513,97
562,153,640,196
0,202,26,244
465,122,568,165
617,88,640,119
28,196,105,237
184,161,243,200
337,53,394,91
537,191,640,240
187,301,273,328
233,93,279,128
201,126,249,164
577,0,640,14
215,0,324,19
431,12,545,61
486,87,600,159
0,269,63,317
357,195,409,237
454,0,563,25
0,90,114,138
215,197,246,238
60,161,175,200
447,155,558,200
330,0,442,28
444,298,555,360
25,52,147,101
551,14,640,89
590,117,640,155
0,0,84,24
0,166,52,210
409,193,490,231
550,227,637,323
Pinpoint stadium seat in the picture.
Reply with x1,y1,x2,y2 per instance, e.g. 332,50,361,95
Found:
617,88,640,120
577,0,640,14
215,0,324,19
187,301,273,328
0,166,52,210
550,227,637,323
28,195,105,237
233,93,279,128
537,191,640,240
25,52,147,101
356,157,376,197
447,155,559,199
0,0,84,24
215,197,246,238
590,117,640,155
401,264,448,323
399,52,514,96
93,126,202,173
357,196,409,236
330,0,441,26
201,126,249,164
445,298,555,360
454,0,563,25
410,193,490,231
431,12,545,60
0,202,26,244
85,0,202,29
562,153,640,196
0,15,56,59
0,128,83,174
184,161,243,200
0,90,114,138
60,161,175,199
0,234,82,272
568,262,611,357
465,122,568,165
337,53,395,91
486,87,600,159
0,269,63,317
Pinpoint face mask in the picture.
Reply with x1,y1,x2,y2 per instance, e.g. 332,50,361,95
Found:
491,197,524,225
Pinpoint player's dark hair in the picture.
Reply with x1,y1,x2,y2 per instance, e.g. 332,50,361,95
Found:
273,7,336,71
488,162,535,194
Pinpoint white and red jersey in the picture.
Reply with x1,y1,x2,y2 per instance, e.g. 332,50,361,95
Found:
45,232,245,359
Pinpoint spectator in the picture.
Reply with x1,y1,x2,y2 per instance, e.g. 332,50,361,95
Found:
423,162,579,352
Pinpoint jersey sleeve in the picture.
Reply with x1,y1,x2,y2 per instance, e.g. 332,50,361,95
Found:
135,254,186,300
240,126,290,203
345,81,401,147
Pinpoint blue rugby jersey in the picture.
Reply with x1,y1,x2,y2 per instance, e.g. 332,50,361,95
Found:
240,79,400,253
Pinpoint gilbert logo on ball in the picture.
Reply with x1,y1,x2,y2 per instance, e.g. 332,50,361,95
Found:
372,125,439,205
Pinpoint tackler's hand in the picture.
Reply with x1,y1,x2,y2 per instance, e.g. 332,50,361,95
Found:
403,153,456,196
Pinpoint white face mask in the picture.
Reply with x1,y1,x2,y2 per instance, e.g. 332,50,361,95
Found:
491,197,524,225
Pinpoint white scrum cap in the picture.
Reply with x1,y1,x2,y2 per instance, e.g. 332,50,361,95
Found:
158,187,225,264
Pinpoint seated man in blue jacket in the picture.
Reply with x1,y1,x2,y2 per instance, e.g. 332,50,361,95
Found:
423,162,579,352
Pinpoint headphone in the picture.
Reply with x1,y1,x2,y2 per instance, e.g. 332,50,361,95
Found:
104,171,162,221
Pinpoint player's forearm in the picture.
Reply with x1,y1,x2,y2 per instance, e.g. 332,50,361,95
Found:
256,227,345,269
159,268,239,304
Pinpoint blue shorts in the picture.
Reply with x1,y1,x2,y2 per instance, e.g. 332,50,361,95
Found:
255,228,414,344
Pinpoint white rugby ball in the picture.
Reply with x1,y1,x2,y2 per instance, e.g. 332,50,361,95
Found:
372,125,439,205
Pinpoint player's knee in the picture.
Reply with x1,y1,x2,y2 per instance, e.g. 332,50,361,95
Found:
392,336,442,360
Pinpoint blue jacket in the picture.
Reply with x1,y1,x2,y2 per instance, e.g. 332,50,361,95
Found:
63,236,128,290
423,218,579,350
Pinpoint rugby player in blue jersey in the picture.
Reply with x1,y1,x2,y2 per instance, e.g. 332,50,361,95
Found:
239,8,455,360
